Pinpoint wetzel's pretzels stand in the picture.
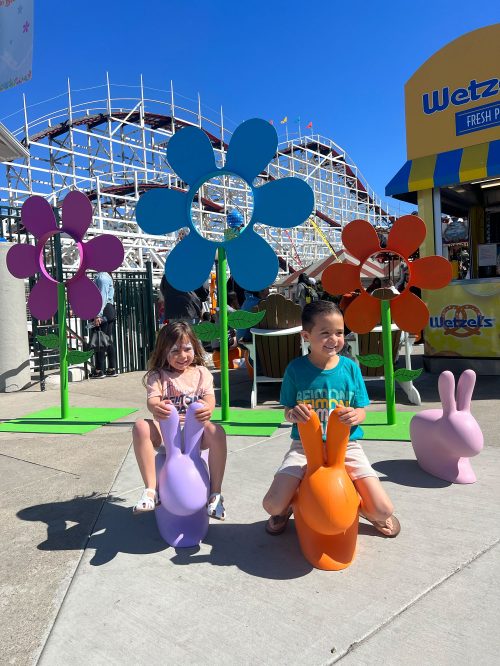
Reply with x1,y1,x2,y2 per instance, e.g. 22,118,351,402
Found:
386,24,500,375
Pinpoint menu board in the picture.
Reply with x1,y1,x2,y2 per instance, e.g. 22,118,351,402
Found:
478,244,498,267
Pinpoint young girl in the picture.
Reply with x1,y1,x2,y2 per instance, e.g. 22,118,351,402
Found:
132,321,227,519
263,300,400,538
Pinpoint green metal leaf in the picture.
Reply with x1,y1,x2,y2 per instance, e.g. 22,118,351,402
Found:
36,334,60,349
227,309,266,328
394,368,423,382
356,354,385,368
67,350,94,365
192,322,219,342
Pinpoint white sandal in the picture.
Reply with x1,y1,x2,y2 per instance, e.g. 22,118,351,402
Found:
133,488,160,514
207,493,226,520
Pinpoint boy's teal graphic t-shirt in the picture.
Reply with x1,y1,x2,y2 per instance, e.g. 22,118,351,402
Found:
280,355,370,441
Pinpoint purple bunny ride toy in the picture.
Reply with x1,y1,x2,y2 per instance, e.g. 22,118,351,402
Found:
155,402,210,547
410,370,483,484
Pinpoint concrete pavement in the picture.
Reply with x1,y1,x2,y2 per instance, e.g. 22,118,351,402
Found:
1,358,499,665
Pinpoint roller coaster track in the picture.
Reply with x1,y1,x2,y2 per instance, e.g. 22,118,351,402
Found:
0,77,406,281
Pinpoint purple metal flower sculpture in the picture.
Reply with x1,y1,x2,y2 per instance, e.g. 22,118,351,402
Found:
7,191,124,320
6,190,124,422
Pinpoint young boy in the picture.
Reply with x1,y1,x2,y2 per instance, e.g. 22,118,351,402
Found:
262,300,400,537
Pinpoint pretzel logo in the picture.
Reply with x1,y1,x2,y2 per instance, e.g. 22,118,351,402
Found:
441,304,484,337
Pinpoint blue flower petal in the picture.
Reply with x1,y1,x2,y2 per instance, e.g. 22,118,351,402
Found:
254,177,314,228
225,119,277,183
135,188,186,235
226,230,278,291
165,231,216,291
167,126,217,186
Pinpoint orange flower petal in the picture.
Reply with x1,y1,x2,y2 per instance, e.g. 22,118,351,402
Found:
344,291,380,334
342,219,381,262
386,215,426,257
391,290,429,334
410,256,452,290
322,262,361,296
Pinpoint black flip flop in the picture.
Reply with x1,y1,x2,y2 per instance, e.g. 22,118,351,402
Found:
265,507,293,536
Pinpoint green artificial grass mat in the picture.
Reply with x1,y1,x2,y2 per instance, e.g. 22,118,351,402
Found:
211,407,285,436
0,406,137,434
362,410,415,441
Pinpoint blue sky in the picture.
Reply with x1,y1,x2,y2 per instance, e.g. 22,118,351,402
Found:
1,1,499,201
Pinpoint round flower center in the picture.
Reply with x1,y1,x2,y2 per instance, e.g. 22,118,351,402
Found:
362,251,409,300
190,174,254,242
40,231,82,284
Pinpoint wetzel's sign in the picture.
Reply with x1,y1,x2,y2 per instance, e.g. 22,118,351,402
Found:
405,24,500,159
429,304,494,337
424,283,500,357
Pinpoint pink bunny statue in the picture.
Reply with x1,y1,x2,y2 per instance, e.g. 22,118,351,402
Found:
154,402,210,547
410,370,483,484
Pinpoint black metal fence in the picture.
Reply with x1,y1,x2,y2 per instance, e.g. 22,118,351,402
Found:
2,205,158,389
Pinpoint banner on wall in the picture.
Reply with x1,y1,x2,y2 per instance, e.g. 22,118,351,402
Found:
424,283,500,358
0,0,33,92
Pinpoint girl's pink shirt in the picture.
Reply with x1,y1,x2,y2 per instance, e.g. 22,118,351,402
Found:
146,365,215,414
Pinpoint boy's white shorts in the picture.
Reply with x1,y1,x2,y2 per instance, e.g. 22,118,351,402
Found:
276,438,377,481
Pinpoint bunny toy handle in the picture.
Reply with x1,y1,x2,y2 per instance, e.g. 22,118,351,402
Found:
456,369,476,412
183,401,205,457
438,371,457,416
297,407,351,470
325,408,351,467
298,408,325,473
158,402,181,457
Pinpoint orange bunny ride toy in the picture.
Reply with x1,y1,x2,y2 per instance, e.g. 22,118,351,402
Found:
293,407,360,571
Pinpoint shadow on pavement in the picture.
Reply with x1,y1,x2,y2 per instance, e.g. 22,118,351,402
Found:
169,520,312,580
17,494,167,566
372,459,452,488
17,495,311,577
18,494,403,576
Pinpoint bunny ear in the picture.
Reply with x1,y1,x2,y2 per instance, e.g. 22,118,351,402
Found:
183,402,205,458
297,410,325,474
456,369,476,412
325,409,351,467
159,407,181,455
438,371,456,415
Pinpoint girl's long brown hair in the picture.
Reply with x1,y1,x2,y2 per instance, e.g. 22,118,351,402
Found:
143,321,206,387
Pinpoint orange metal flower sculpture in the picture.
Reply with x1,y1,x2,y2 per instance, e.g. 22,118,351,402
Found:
322,215,452,334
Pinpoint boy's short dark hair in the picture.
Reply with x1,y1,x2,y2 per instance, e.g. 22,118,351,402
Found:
302,300,343,331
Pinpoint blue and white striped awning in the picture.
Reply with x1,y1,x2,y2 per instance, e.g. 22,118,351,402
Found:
386,139,500,201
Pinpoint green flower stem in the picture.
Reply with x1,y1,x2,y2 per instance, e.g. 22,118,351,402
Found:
58,283,69,420
381,299,396,426
217,247,230,421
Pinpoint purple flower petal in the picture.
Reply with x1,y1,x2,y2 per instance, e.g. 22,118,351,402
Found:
28,277,58,321
6,243,38,279
21,196,57,239
84,235,124,272
67,276,103,319
61,191,93,241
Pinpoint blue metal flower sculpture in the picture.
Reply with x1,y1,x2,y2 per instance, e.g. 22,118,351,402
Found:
135,118,314,291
